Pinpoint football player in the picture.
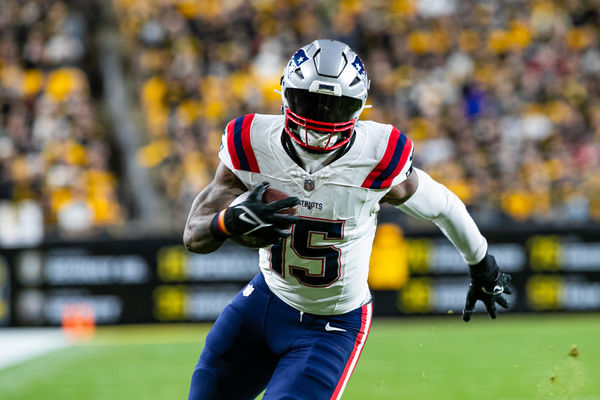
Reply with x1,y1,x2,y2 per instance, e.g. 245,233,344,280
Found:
184,39,512,400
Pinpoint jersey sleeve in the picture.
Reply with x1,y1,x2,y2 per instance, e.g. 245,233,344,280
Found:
361,126,414,189
218,114,261,173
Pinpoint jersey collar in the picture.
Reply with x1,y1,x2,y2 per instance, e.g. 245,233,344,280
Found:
267,117,366,195
281,130,356,174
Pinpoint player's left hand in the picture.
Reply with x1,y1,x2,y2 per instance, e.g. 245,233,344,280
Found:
462,253,512,322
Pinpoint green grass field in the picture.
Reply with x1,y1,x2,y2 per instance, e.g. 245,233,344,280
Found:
1,314,599,399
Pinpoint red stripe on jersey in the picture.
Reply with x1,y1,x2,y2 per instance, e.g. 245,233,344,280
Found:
226,118,241,170
379,136,413,188
361,127,406,188
330,302,373,400
241,114,260,173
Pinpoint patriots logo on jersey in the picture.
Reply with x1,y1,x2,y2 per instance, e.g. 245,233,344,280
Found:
292,49,309,67
351,56,365,76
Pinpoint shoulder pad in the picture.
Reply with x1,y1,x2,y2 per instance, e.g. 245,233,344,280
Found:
222,114,260,173
361,126,413,189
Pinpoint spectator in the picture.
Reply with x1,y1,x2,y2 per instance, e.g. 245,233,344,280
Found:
108,0,600,229
0,0,125,242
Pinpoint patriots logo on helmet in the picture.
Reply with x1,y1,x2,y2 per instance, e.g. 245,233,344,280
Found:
292,49,309,67
351,56,365,76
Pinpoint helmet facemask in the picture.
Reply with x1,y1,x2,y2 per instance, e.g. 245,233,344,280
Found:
284,89,362,151
285,109,355,151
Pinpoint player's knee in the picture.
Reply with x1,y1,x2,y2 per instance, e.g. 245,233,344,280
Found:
188,364,220,400
266,363,341,399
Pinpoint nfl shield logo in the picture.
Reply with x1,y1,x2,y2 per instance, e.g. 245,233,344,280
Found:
304,179,315,191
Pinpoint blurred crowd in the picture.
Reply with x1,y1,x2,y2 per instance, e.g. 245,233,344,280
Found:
113,0,600,228
3,0,600,242
0,0,124,243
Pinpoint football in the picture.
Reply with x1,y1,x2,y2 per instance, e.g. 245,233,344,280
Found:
229,187,297,248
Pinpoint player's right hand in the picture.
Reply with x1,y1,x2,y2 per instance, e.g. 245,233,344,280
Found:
214,182,300,241
462,253,512,322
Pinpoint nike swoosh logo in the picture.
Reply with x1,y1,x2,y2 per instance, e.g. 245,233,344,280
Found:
325,322,346,332
239,212,257,225
481,285,504,295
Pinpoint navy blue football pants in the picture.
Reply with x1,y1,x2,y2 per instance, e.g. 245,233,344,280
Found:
188,273,372,400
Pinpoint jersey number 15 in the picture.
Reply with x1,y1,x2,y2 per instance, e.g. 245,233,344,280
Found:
269,218,344,287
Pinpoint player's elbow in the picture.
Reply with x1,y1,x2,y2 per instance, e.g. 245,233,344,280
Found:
183,230,195,252
183,236,210,254
183,227,221,254
183,227,202,253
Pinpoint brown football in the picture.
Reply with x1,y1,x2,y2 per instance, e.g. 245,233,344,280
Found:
264,188,297,215
229,187,297,248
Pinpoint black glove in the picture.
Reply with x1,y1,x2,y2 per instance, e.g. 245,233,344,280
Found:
211,182,300,242
462,253,512,322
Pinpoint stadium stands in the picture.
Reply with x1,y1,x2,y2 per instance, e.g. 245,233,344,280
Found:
3,0,600,238
0,0,124,244
112,0,600,229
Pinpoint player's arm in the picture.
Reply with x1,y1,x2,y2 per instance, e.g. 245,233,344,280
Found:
380,168,420,205
382,168,487,263
183,163,248,254
382,168,511,322
183,164,301,254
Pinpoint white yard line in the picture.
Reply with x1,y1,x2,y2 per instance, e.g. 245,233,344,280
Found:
0,328,68,370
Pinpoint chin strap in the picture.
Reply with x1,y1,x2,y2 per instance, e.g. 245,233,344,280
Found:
396,168,488,265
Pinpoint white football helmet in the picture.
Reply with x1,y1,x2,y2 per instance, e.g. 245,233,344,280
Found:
280,39,370,151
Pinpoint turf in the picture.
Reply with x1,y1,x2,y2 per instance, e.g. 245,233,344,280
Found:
0,314,599,399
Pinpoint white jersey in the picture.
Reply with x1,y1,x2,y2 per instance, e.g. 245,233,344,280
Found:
219,114,413,315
